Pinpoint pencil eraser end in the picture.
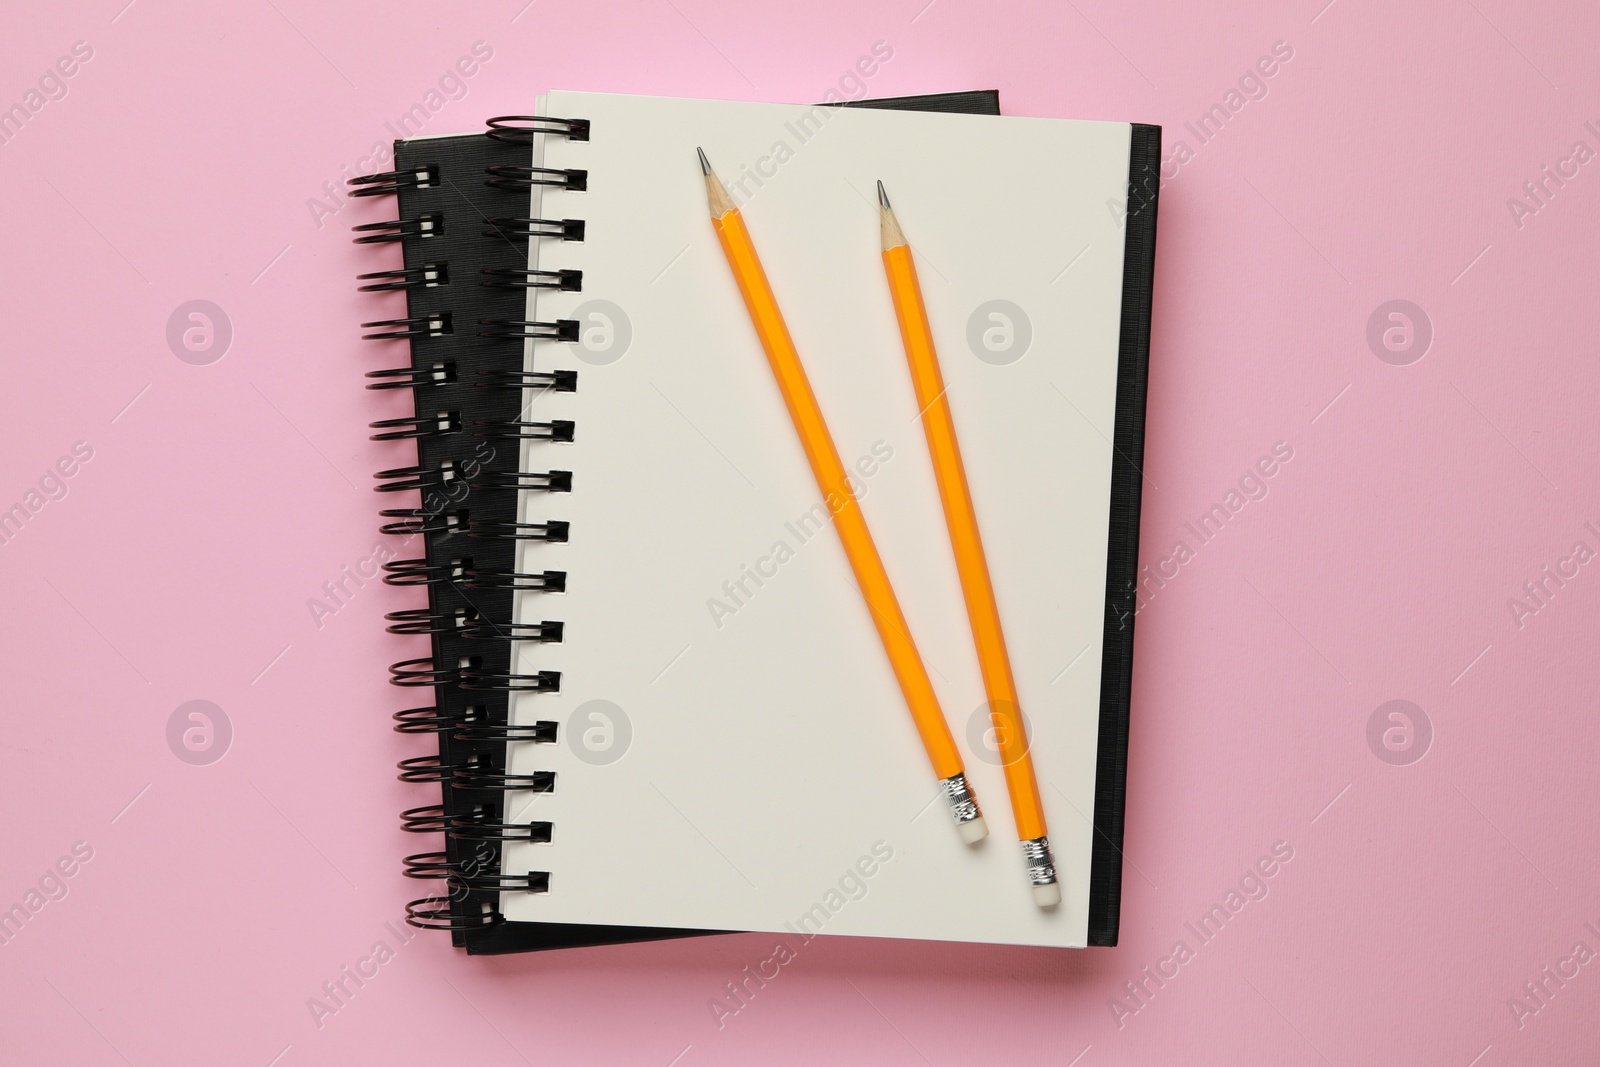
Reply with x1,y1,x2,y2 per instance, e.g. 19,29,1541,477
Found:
957,816,988,844
1032,882,1062,908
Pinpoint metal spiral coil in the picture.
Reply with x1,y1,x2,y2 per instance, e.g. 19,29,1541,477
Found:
447,818,554,843
347,165,439,197
477,317,580,342
450,765,557,793
361,313,453,340
460,618,564,643
400,805,451,832
405,851,550,893
459,668,562,693
403,801,553,843
454,720,559,743
352,115,587,935
389,657,461,687
357,264,448,291
483,217,585,241
485,114,590,143
405,895,503,931
466,519,569,542
484,164,587,191
468,469,573,493
373,464,458,492
471,418,575,442
480,267,582,290
402,850,476,879
396,754,452,783
455,870,550,893
462,568,567,592
364,363,457,391
393,706,459,734
377,508,465,536
352,213,443,243
382,558,467,586
369,412,460,441
474,368,578,392
385,607,477,636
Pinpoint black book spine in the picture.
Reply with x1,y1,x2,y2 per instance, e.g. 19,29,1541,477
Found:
350,116,590,942
1087,122,1161,947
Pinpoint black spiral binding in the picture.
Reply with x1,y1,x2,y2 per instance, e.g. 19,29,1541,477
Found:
351,114,587,938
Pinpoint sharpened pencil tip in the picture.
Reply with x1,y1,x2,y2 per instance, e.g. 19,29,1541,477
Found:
700,149,737,218
878,181,907,250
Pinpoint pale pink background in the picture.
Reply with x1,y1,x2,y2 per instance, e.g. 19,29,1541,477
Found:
1,0,1596,1063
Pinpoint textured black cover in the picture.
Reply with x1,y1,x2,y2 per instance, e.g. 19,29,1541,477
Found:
374,93,1155,956
1085,123,1160,946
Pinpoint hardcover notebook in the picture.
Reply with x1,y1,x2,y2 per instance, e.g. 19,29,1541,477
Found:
352,90,1158,954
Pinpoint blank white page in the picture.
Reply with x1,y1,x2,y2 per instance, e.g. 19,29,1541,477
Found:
501,91,1130,947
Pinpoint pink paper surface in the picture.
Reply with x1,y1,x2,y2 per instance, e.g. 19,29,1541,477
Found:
2,1,1596,1063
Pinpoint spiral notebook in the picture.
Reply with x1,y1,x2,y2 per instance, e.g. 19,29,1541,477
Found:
354,90,1157,954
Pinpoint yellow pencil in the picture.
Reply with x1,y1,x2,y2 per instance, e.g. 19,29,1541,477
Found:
698,149,986,845
878,181,1059,906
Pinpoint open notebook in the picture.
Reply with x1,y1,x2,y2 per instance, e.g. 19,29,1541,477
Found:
355,90,1157,953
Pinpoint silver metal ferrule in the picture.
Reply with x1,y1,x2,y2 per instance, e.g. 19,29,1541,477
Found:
940,773,982,825
1021,835,1058,886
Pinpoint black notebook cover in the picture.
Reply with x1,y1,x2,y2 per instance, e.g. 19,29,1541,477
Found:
1089,122,1159,946
355,90,1155,954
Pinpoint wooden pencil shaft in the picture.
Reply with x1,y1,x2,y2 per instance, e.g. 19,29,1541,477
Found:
711,207,966,780
881,238,1048,841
